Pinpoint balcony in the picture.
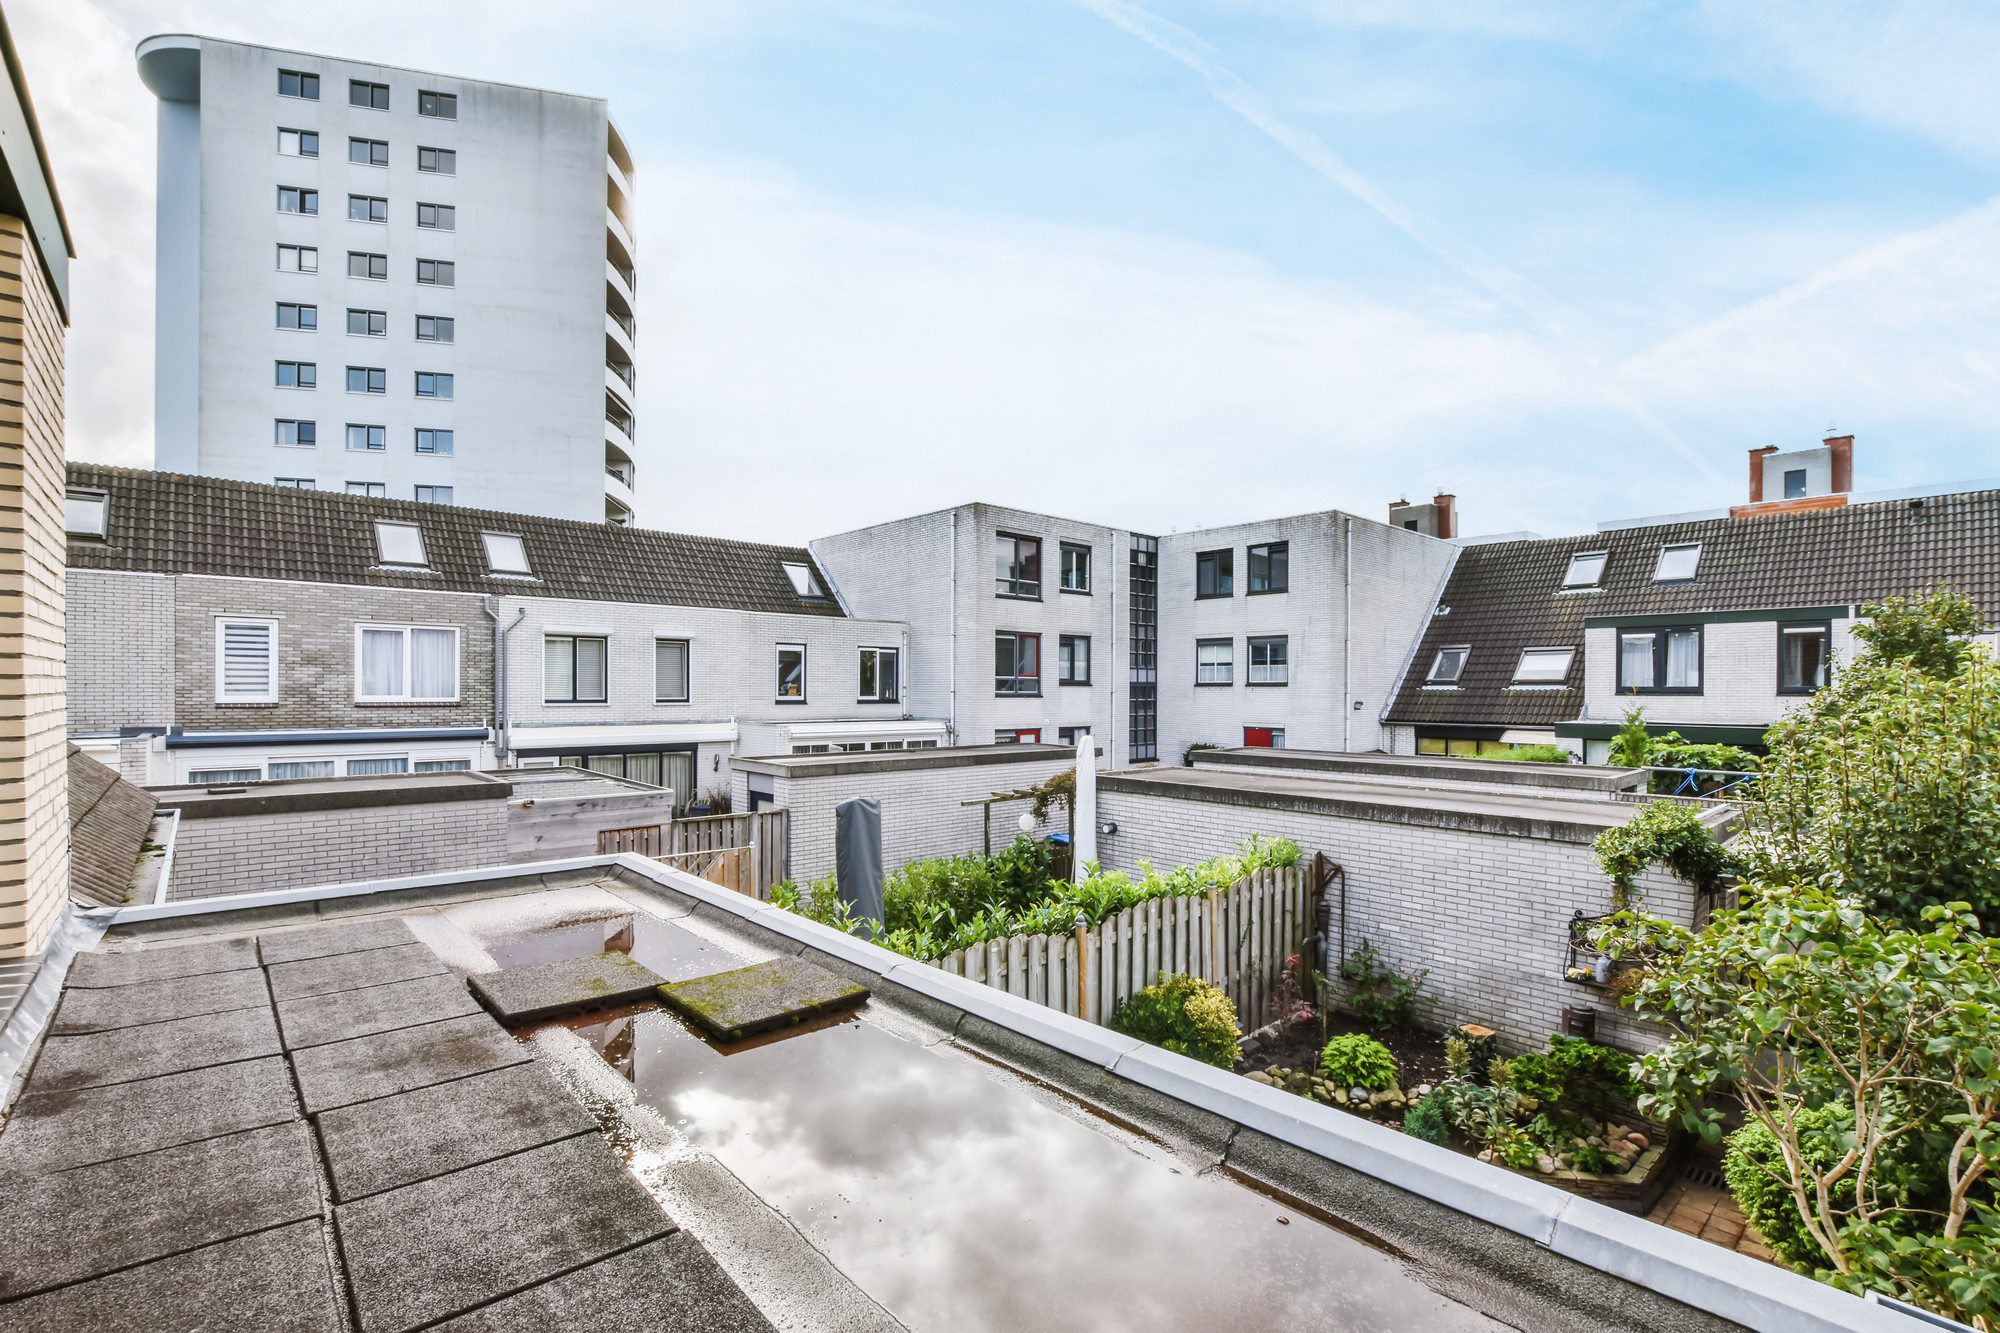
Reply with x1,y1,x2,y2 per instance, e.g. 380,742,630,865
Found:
606,314,635,367
605,259,635,317
604,467,635,525
604,363,635,413
605,154,634,229
606,208,636,273
605,410,636,465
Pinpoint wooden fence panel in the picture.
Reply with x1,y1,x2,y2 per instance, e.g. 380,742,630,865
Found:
665,809,790,898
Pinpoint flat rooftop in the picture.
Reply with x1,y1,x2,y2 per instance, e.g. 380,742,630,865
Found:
0,860,1868,1331
1190,747,1648,795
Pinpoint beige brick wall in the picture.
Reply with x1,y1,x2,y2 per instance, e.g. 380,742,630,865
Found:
0,215,67,958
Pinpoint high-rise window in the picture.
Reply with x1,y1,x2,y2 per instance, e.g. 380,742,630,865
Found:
416,202,455,231
347,251,388,280
415,315,454,343
346,481,387,498
277,128,319,157
278,69,319,100
349,79,390,110
276,186,317,215
347,194,388,224
417,146,457,175
274,360,316,389
348,137,388,167
346,366,386,395
414,372,453,400
276,244,318,273
275,302,317,330
418,90,457,119
347,309,387,337
274,419,316,448
414,428,454,455
346,424,386,451
414,485,454,505
273,477,315,490
416,259,455,287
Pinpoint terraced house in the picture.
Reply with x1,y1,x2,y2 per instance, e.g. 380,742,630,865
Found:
1383,438,2000,761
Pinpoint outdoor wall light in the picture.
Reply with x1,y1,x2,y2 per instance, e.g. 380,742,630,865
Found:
1097,820,1117,836
1017,811,1037,835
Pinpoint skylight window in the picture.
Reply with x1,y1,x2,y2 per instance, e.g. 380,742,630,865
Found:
782,561,826,599
1561,551,1607,589
373,520,428,567
481,532,531,575
64,488,107,537
1653,542,1701,582
1513,648,1574,684
1426,645,1469,684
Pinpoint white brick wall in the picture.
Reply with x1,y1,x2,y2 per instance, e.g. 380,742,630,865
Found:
1094,784,1687,1052
67,570,175,732
164,798,509,902
1579,616,1860,728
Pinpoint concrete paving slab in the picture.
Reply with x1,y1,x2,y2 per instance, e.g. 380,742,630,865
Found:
258,917,420,966
315,1064,599,1201
428,1232,772,1332
658,956,868,1043
0,1056,297,1173
266,942,450,1001
50,967,270,1035
0,1121,319,1300
65,937,259,989
467,952,665,1026
0,1219,340,1333
336,1133,674,1333
24,1005,283,1094
277,973,482,1050
291,1013,531,1113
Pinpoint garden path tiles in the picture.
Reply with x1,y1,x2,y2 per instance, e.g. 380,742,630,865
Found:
50,967,270,1034
0,1121,320,1300
428,1233,774,1333
335,1133,676,1333
314,1064,599,1202
258,917,420,966
658,956,869,1043
467,951,665,1026
290,1012,531,1113
266,942,449,1001
0,1056,296,1173
65,937,258,988
24,1004,282,1093
277,972,481,1050
0,1220,341,1333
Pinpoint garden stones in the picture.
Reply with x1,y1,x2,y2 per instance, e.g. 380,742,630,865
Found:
657,957,868,1043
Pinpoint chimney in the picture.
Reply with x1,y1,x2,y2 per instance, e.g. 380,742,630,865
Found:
1825,434,1853,494
1747,445,1778,503
1432,492,1457,540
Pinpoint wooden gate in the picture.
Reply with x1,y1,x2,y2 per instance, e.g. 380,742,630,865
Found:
664,808,790,897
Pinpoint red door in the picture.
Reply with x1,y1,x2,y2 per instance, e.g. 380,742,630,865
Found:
1243,727,1276,748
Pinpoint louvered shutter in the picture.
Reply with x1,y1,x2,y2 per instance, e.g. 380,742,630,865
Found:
219,622,275,701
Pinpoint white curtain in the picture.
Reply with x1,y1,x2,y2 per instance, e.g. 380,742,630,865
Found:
1619,634,1654,688
347,756,408,776
410,628,455,698
1665,629,1700,688
576,636,607,699
361,628,404,698
545,637,574,700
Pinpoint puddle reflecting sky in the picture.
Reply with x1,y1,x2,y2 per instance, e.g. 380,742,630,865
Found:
485,912,741,982
578,1011,1500,1332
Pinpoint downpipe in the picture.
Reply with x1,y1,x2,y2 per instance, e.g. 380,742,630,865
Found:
483,597,527,766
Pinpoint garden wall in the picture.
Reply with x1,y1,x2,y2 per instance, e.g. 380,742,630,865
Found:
731,744,1076,885
1094,768,1703,1053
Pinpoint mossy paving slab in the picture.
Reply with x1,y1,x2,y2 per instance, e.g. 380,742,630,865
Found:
467,952,665,1026
657,957,869,1044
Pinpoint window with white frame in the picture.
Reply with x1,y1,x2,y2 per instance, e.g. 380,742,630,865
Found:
347,194,388,224
64,488,107,537
859,646,899,702
1653,543,1701,582
1512,647,1575,684
481,532,530,575
415,758,471,772
1426,644,1469,683
278,127,319,157
655,638,690,703
347,756,408,776
372,520,427,566
1561,551,1608,589
215,618,277,703
276,243,318,273
275,419,316,448
418,146,456,175
190,767,263,785
268,760,336,780
776,643,807,701
356,624,458,702
544,634,608,703
781,562,826,599
1247,635,1288,684
1196,637,1233,685
346,424,386,451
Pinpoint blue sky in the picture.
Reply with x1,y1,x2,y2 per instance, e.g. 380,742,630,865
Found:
22,1,2000,539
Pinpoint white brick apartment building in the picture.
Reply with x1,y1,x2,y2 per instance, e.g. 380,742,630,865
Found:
137,34,641,524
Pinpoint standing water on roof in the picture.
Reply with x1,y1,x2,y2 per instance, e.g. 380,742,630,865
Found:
576,1009,1499,1331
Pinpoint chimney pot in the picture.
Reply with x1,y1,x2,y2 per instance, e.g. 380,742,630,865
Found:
1747,445,1779,503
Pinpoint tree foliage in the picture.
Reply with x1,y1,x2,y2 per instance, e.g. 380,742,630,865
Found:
1111,973,1241,1068
1592,800,1739,910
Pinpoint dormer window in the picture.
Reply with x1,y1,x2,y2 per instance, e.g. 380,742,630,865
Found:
481,532,531,575
782,562,826,599
1426,645,1469,684
373,520,428,567
1513,647,1574,685
1653,542,1701,582
1561,551,1607,589
64,488,108,537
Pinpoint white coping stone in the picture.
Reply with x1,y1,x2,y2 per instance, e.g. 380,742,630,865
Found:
1547,1201,1924,1333
99,855,620,924
1109,1043,1567,1243
883,961,1145,1069
744,909,902,977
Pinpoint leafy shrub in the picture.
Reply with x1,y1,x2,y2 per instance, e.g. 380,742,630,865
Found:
1318,1033,1398,1090
1722,1110,1850,1271
1593,800,1739,908
1402,1091,1451,1145
1485,744,1571,764
1183,742,1222,766
1573,1140,1621,1174
1506,1036,1639,1135
766,875,859,931
1607,705,1757,790
1338,939,1426,1030
1110,973,1241,1068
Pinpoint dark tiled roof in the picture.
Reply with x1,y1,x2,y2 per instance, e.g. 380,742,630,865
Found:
1387,489,2000,729
64,466,845,618
67,747,159,909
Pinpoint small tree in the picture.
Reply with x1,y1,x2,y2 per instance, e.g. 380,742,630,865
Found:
1850,589,1988,680
1595,891,2000,1323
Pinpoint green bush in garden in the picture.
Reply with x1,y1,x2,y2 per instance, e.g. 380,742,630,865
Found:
1402,1091,1450,1145
1110,973,1241,1069
1484,744,1571,764
1505,1036,1640,1136
1318,1033,1399,1091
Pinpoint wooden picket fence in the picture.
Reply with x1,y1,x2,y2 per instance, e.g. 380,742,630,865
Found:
665,809,790,897
929,864,1317,1030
